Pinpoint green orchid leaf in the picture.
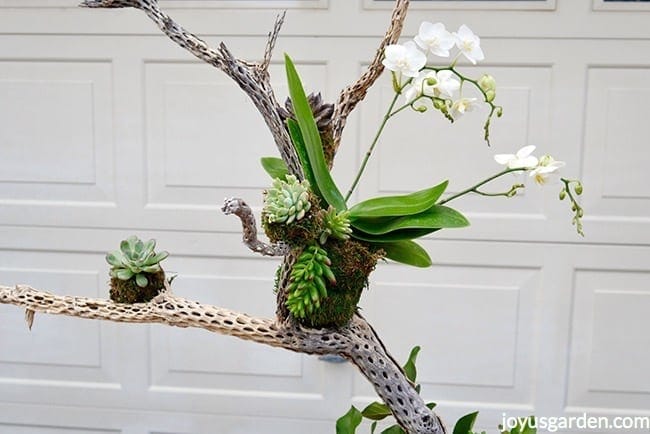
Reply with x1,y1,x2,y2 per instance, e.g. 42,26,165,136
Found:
351,205,469,236
361,401,392,421
135,273,148,288
336,406,363,434
260,157,289,180
105,251,124,267
403,346,421,383
348,181,448,219
426,402,437,410
370,421,378,434
382,240,432,268
286,118,321,200
351,228,440,243
453,411,480,434
380,425,405,434
285,54,346,211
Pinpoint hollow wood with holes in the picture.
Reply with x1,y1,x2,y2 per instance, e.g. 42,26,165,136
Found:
0,1,448,433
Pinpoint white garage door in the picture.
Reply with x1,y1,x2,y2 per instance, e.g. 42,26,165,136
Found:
1,1,649,433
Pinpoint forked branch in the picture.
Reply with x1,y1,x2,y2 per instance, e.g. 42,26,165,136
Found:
331,0,410,155
81,0,302,177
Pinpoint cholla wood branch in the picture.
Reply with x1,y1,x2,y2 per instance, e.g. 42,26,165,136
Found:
331,0,410,156
0,284,443,434
0,1,450,433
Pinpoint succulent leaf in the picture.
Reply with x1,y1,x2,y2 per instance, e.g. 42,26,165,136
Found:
263,175,312,225
106,251,125,267
285,245,335,319
135,273,149,288
116,268,134,280
321,207,353,244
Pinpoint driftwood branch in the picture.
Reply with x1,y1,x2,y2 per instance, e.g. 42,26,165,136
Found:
1,285,444,434
222,197,289,257
331,0,410,155
1,2,450,434
81,0,302,177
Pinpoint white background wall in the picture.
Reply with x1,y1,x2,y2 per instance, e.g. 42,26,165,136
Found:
1,1,649,433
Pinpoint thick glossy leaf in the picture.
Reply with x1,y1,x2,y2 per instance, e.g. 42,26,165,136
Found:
336,406,363,434
402,346,421,383
285,54,346,211
351,205,469,236
286,119,321,200
453,411,479,434
260,157,289,180
362,402,392,421
351,228,439,243
349,181,448,219
380,425,405,434
382,240,432,268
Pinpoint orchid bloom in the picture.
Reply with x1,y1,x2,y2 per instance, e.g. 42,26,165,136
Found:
454,25,485,65
414,22,456,58
494,145,539,169
382,41,427,79
451,97,478,119
403,70,460,105
530,155,566,185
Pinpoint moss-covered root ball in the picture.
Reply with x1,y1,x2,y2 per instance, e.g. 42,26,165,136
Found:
109,270,166,303
300,239,383,328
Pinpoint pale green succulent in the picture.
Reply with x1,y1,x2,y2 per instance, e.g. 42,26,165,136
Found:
286,245,336,319
320,207,353,244
106,236,169,288
263,174,312,224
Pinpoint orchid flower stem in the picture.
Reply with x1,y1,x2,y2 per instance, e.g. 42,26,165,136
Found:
439,167,526,205
345,90,402,202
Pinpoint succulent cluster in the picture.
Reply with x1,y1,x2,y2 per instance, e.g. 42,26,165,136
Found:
320,207,353,244
286,245,336,319
263,175,312,225
106,236,169,288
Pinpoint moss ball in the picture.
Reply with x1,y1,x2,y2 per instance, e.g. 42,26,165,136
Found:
109,270,166,303
299,239,383,328
262,200,324,248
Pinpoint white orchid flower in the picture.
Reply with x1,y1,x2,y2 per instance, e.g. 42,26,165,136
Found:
414,22,456,58
434,70,460,98
453,24,485,65
530,155,566,185
403,70,460,105
382,41,427,79
494,145,539,169
451,97,478,119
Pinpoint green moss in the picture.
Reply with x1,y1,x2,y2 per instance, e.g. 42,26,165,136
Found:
299,239,383,328
109,270,165,303
262,197,324,248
